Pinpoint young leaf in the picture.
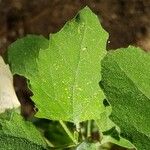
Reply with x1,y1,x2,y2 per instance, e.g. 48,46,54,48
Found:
0,56,20,113
97,113,135,149
0,110,48,150
96,102,134,149
8,7,108,123
101,46,150,150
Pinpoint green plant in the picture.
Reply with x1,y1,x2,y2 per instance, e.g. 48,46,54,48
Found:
0,7,149,150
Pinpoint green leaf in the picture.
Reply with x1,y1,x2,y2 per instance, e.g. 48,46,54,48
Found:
8,35,49,76
8,7,108,123
101,46,150,150
96,102,134,149
96,100,114,132
0,110,48,150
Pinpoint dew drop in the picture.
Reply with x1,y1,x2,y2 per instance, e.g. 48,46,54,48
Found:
78,28,81,34
55,66,59,70
78,88,82,91
82,47,87,51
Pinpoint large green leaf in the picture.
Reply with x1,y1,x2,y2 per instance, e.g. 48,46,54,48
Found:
8,7,108,123
0,110,48,150
101,46,150,150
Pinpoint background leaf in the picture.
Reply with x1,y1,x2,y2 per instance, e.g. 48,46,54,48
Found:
8,7,108,123
8,35,49,76
0,110,48,150
101,46,150,150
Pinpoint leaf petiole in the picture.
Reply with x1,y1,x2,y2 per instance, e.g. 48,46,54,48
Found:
44,137,55,148
87,120,92,138
59,120,78,144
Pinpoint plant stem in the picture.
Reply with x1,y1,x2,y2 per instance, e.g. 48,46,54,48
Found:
59,120,77,144
74,130,79,142
44,137,55,147
87,120,91,137
80,125,85,140
75,122,80,132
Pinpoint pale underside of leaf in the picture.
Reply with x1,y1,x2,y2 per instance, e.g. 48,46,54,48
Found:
76,140,101,150
0,56,20,113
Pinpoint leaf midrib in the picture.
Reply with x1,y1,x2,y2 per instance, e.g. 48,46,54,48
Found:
72,24,87,123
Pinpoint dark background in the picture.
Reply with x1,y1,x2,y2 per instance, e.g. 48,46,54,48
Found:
0,0,150,56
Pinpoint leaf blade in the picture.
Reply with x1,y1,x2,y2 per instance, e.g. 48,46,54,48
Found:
0,111,48,150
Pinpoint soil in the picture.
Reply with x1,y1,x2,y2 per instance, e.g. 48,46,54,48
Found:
0,1,149,149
